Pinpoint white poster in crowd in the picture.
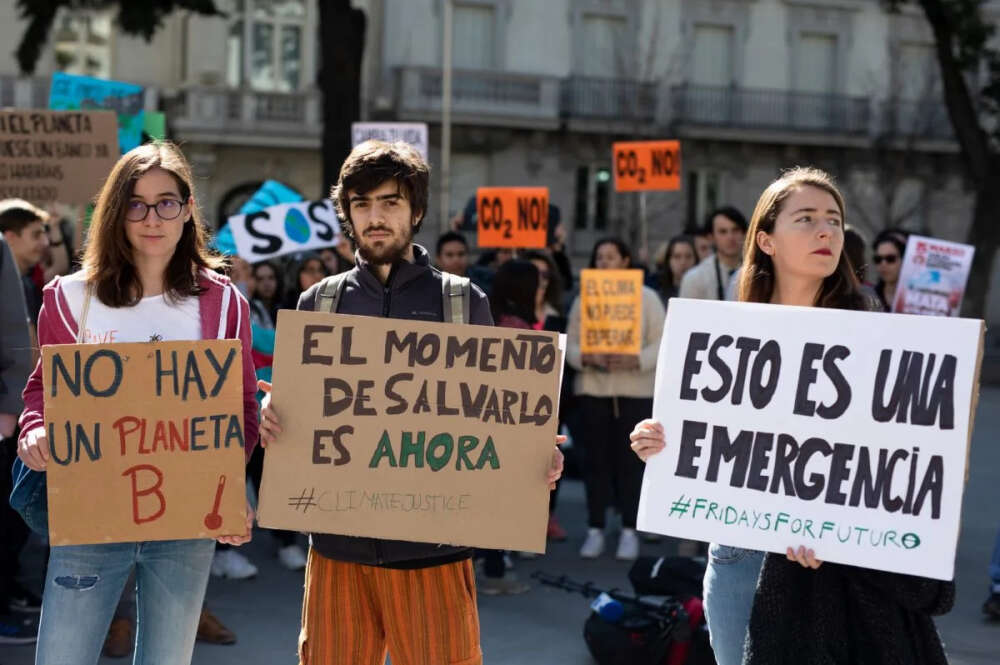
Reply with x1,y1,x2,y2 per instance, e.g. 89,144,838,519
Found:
351,122,429,159
228,200,341,262
893,235,975,317
638,298,983,580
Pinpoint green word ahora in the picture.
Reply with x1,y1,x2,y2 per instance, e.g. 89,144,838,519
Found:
368,430,500,472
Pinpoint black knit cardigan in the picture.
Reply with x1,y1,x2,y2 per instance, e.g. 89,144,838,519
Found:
743,554,955,665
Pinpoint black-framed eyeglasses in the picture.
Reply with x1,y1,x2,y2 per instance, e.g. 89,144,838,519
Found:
126,199,185,222
873,254,899,265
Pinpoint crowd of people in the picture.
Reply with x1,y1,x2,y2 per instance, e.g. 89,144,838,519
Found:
0,137,996,665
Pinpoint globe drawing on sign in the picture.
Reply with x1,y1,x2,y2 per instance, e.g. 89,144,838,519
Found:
284,208,311,243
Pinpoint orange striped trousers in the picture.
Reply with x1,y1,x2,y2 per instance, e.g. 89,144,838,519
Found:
298,549,482,665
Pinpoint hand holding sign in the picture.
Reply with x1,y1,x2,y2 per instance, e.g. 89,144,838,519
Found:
17,427,50,471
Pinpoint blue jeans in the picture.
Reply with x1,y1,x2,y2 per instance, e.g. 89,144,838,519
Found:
702,544,765,665
35,539,215,665
990,526,1000,592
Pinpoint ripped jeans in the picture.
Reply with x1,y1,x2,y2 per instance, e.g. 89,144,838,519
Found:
35,539,214,665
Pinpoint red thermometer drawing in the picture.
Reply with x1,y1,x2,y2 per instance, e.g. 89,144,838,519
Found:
204,475,226,530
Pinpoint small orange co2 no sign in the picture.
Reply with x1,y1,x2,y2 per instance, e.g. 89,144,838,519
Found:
476,187,548,249
612,140,681,192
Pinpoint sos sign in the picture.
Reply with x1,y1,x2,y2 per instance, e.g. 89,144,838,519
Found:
227,200,341,261
612,140,681,192
476,187,548,249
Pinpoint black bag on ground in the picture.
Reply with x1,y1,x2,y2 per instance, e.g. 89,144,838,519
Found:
629,556,706,598
583,597,678,665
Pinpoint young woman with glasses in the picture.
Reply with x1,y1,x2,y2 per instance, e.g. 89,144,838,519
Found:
16,142,259,665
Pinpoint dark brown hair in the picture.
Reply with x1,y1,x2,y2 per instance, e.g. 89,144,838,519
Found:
331,140,430,240
82,141,224,307
521,249,564,315
0,198,48,234
738,166,866,310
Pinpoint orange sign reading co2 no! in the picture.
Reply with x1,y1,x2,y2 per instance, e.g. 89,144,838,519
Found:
476,187,548,249
612,140,681,192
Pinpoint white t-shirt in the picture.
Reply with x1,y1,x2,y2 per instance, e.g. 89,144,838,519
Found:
60,271,201,344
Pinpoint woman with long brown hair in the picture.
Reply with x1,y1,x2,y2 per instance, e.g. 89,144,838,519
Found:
629,168,949,665
15,141,259,665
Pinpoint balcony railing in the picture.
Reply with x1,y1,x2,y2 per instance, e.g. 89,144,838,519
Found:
163,87,321,145
559,76,658,123
671,84,871,135
395,66,560,127
882,100,954,141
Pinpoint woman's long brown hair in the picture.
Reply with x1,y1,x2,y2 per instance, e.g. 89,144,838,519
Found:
82,141,224,307
737,166,866,310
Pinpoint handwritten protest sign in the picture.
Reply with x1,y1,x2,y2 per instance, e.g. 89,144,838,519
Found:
893,235,974,317
227,200,340,262
476,187,548,249
352,122,429,159
580,269,643,355
638,299,983,580
258,311,563,552
49,72,145,154
42,340,247,545
613,140,681,192
0,109,118,204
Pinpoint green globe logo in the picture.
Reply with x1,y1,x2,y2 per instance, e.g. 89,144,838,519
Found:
284,208,311,243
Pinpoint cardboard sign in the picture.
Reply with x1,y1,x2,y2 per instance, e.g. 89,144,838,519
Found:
227,200,341,262
613,140,681,192
49,72,145,154
476,187,548,249
0,109,118,204
42,340,248,545
580,269,643,355
352,122,429,159
258,311,563,552
893,235,974,317
638,299,983,580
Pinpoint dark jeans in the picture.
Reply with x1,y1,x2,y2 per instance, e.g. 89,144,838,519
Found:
578,395,651,529
0,435,30,607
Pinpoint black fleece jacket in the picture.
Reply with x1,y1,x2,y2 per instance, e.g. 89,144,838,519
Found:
743,554,954,665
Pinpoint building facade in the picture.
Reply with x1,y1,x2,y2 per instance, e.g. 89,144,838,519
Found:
2,0,998,314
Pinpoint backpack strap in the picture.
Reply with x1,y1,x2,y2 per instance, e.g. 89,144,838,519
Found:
315,273,351,313
440,272,471,325
76,285,93,344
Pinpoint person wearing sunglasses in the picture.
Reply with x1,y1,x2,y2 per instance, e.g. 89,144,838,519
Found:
15,142,259,665
872,230,907,312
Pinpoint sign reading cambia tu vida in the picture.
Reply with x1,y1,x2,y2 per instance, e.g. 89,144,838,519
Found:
638,299,984,581
42,340,247,545
258,311,564,552
227,200,341,262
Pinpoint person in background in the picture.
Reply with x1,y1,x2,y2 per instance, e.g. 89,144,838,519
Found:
872,229,907,312
0,199,50,330
473,259,543,595
319,243,353,276
522,249,570,542
283,254,329,310
692,225,714,262
435,230,470,276
654,235,699,304
567,237,665,561
251,260,283,325
0,236,38,646
680,207,747,301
